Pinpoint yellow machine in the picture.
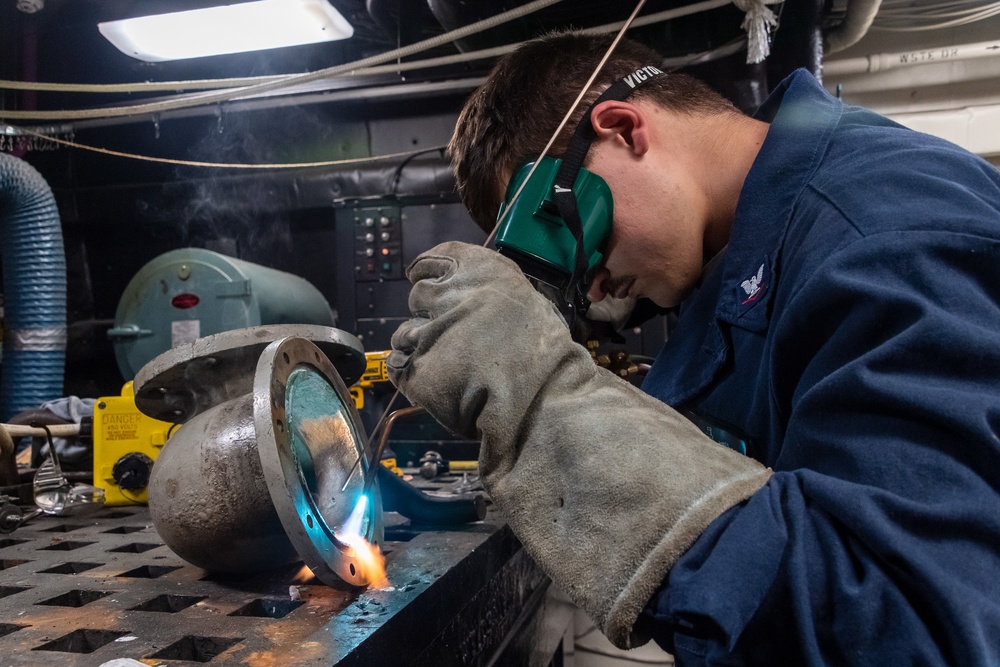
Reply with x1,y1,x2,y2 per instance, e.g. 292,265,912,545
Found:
92,382,173,506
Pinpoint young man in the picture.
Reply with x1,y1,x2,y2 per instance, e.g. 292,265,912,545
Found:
387,32,1000,664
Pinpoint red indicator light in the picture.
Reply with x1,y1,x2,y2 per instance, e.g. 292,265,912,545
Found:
381,248,389,256
171,293,200,309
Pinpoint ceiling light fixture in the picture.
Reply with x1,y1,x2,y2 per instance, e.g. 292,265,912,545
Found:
98,0,353,63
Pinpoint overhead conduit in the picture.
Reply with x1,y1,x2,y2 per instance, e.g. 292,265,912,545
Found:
0,153,66,422
824,0,883,54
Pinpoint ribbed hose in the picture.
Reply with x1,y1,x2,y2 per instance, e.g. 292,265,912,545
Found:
0,153,66,422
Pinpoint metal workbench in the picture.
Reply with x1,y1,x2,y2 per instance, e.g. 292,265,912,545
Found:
0,480,572,666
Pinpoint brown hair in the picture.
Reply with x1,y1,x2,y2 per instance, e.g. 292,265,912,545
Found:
450,31,741,231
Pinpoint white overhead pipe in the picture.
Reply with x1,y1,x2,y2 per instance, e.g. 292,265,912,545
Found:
824,39,1000,76
824,0,883,54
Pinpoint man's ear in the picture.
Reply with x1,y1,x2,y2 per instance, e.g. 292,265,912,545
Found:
590,100,649,157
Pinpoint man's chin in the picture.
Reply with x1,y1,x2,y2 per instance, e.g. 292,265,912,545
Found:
649,290,685,309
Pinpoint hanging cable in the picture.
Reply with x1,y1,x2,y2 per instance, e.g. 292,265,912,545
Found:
3,127,448,170
872,0,1000,31
388,146,447,196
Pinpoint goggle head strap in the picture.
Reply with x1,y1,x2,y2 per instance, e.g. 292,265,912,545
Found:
550,65,667,293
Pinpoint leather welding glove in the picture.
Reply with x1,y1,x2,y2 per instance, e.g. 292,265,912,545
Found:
387,241,771,649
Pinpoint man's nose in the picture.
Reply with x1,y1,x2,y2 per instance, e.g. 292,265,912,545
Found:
587,267,611,303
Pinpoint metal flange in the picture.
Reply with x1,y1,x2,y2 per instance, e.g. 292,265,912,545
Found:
253,336,383,588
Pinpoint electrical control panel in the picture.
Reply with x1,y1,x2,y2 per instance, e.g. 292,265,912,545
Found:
354,205,403,282
338,202,488,352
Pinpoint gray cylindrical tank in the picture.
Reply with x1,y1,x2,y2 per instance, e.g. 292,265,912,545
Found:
110,248,334,379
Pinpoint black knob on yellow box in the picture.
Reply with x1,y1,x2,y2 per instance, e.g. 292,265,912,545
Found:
112,452,155,492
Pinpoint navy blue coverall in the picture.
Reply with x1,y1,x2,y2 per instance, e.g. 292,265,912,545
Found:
639,70,1000,665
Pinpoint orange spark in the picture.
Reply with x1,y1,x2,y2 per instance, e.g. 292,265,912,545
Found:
291,564,315,584
341,532,389,589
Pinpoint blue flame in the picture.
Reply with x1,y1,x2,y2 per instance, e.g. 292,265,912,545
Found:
336,494,367,542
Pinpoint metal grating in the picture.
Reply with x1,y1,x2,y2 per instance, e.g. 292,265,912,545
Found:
0,506,367,665
0,483,556,667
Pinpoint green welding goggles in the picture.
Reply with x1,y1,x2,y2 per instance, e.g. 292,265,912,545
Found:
494,64,666,326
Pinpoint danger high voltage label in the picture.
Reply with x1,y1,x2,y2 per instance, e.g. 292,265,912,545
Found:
101,412,143,441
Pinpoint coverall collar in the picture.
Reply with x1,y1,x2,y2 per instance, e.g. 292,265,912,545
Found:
715,69,844,332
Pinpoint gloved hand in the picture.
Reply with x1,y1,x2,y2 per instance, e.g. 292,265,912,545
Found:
388,241,771,648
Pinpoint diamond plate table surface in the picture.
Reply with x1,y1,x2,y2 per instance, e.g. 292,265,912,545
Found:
0,478,559,667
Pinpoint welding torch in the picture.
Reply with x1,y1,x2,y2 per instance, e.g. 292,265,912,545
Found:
351,405,485,525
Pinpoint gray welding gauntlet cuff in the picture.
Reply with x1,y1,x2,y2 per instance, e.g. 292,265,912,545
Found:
388,242,771,649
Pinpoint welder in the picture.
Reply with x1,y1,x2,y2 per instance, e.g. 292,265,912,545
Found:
386,32,1000,664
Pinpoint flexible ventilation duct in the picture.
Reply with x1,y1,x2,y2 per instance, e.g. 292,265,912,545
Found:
0,153,67,421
